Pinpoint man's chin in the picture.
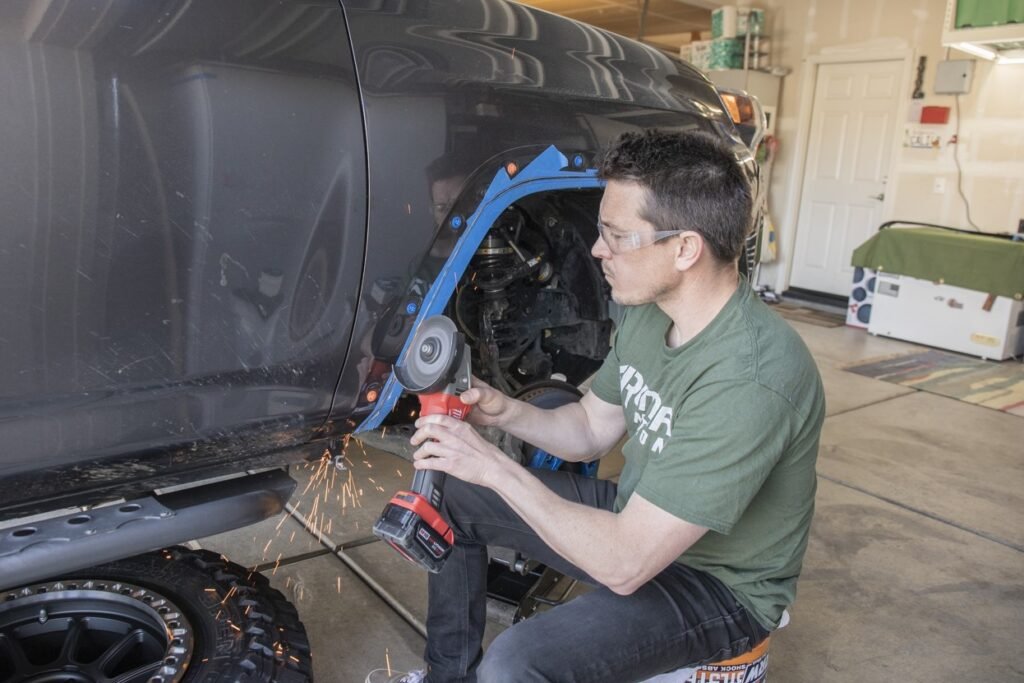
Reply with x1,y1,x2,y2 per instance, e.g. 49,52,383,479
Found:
610,290,639,306
610,284,666,307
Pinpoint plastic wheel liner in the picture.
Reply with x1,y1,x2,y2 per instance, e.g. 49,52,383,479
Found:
356,146,602,434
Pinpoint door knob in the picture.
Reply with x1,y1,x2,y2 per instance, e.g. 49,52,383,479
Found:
869,193,885,201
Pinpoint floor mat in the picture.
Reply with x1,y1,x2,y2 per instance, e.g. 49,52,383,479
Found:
844,349,1024,416
772,302,846,328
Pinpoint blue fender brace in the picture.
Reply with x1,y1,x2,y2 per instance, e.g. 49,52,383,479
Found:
355,146,604,477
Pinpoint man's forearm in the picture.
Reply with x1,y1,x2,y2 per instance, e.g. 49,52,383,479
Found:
485,456,638,593
408,411,703,594
497,399,606,463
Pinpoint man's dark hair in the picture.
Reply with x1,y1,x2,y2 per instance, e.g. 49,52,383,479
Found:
597,129,753,263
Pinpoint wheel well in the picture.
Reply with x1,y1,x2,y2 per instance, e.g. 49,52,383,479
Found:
447,188,611,395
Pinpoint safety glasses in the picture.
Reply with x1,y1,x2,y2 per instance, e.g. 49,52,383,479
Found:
597,222,685,254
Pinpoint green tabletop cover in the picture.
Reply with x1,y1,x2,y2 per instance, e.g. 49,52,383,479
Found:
851,227,1024,300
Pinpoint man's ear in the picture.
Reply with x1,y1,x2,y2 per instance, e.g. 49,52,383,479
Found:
674,231,704,272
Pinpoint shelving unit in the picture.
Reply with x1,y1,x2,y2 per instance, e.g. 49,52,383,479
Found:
942,0,1024,63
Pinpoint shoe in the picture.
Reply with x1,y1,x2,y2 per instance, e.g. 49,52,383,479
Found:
364,668,427,683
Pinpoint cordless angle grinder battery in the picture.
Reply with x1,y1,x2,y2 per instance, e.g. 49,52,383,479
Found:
372,315,472,573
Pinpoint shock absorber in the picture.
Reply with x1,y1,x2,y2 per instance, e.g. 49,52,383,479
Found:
473,233,516,292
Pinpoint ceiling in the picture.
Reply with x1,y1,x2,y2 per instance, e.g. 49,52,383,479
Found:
516,0,713,49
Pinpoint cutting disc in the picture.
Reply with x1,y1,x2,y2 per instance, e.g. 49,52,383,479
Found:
394,315,460,393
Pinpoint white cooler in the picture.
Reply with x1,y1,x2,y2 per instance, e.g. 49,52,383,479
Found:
868,272,1024,361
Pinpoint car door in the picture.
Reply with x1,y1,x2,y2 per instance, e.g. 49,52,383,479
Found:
0,0,367,514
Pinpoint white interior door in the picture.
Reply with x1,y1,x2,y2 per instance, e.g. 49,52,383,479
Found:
789,59,904,296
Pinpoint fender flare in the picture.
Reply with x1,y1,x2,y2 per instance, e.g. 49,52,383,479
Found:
356,146,603,433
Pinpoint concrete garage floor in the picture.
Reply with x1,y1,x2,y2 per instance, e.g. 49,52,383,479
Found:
198,317,1024,682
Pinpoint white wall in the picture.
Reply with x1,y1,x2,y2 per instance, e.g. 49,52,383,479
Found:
749,0,1024,292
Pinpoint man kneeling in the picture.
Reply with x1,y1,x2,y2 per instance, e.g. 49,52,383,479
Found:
368,130,825,683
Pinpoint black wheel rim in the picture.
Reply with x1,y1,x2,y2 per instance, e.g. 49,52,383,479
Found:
0,580,195,683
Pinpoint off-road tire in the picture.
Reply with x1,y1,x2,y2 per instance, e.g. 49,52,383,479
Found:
1,546,312,683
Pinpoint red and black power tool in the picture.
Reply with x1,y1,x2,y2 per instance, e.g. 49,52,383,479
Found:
372,315,472,573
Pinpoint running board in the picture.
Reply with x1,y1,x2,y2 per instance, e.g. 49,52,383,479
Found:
0,469,296,591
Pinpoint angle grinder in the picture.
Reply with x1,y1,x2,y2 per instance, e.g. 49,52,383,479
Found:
372,315,472,573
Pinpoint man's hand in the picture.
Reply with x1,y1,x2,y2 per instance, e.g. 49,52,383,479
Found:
459,377,517,429
457,381,625,465
411,413,510,488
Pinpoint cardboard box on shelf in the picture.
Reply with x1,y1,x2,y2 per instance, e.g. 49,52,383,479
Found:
690,40,712,70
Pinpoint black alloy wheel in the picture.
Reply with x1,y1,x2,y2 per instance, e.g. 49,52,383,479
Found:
0,579,194,683
0,547,312,683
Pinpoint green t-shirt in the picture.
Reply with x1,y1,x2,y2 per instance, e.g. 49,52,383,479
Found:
590,283,825,630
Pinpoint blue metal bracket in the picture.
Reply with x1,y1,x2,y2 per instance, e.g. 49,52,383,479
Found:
529,449,600,479
355,146,602,433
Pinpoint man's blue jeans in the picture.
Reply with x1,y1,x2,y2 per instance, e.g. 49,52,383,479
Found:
424,469,770,682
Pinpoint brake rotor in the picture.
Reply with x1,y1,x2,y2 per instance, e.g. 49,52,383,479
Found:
393,315,461,394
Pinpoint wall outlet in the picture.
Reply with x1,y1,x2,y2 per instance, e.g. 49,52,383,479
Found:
905,129,942,149
933,177,946,194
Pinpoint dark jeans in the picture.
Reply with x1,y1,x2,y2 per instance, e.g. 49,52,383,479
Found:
425,469,770,683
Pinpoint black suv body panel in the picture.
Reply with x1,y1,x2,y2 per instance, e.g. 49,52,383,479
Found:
0,0,366,517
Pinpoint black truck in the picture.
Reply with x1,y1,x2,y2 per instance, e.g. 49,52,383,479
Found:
0,1,764,680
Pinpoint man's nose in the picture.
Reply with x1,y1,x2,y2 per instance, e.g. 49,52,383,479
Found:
591,232,611,259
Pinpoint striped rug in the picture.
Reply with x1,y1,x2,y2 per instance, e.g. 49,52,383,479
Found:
844,349,1024,417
